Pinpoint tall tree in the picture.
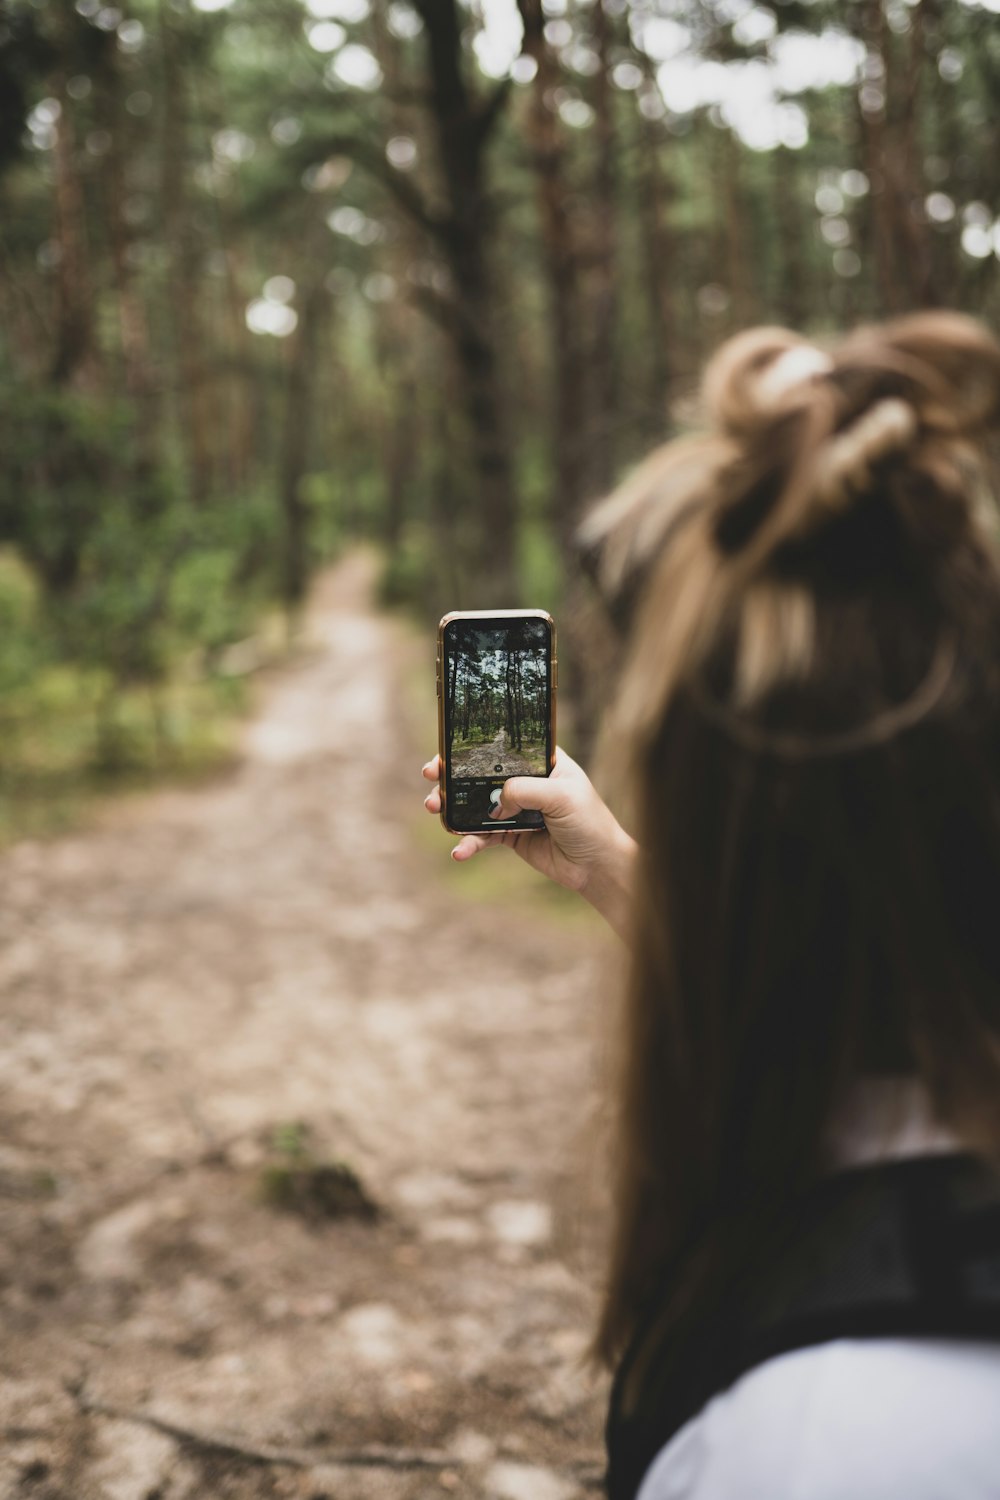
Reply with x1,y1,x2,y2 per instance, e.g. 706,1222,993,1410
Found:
49,15,95,389
410,0,518,600
159,0,212,501
517,0,589,548
589,0,621,492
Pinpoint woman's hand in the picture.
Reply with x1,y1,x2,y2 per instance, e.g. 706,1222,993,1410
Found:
421,747,637,940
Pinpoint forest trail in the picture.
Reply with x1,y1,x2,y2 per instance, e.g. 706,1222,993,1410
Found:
0,551,610,1500
449,729,547,780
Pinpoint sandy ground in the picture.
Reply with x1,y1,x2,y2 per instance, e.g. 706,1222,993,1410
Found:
0,553,613,1500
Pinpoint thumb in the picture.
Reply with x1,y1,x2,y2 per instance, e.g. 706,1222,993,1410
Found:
491,775,568,821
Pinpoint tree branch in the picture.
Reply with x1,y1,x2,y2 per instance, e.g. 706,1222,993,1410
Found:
308,133,449,241
66,1381,606,1488
408,280,460,336
67,1384,453,1472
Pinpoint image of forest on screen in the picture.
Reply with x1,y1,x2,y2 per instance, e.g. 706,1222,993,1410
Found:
448,622,550,779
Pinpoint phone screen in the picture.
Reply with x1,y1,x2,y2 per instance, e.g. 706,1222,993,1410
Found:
442,614,554,833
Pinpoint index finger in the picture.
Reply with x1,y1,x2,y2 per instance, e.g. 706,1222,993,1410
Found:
422,755,441,781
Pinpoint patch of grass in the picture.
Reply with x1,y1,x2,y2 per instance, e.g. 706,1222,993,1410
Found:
0,672,248,846
0,1166,59,1200
0,595,298,848
257,1122,379,1224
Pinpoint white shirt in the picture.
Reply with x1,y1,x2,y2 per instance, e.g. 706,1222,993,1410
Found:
637,1338,1000,1500
637,1085,1000,1500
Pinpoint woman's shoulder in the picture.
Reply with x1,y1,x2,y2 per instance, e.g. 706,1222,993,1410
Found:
637,1337,1000,1500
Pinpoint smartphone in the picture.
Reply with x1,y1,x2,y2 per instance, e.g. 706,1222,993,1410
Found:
437,609,556,835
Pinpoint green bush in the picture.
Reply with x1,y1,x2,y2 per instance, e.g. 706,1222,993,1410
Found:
0,386,298,822
0,548,45,696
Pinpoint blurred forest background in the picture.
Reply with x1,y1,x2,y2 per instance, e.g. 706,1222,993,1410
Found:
1,0,999,831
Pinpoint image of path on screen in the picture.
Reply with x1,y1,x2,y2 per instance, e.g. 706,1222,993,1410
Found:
449,623,549,778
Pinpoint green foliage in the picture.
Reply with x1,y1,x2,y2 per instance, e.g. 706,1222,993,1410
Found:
0,668,243,844
0,549,44,696
0,385,263,696
297,472,343,561
0,387,137,593
0,385,284,832
379,523,441,612
518,522,563,615
169,548,251,655
258,1121,379,1223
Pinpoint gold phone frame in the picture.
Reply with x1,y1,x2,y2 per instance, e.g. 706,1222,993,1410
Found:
436,609,557,836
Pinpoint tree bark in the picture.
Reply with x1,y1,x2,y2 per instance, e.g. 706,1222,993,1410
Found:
159,0,212,501
720,127,754,328
770,146,808,329
49,59,95,388
893,0,936,305
411,0,518,602
371,0,423,559
517,0,588,549
852,0,905,313
589,0,620,492
634,91,674,440
279,280,326,610
448,642,458,725
99,63,149,399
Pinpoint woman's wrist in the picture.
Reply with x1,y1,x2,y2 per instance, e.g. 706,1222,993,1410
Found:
581,824,638,941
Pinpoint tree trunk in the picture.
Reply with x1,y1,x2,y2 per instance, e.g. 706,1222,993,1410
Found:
589,0,620,492
159,0,212,501
770,147,808,329
504,651,515,742
412,0,518,602
372,0,423,559
49,59,95,388
221,245,256,495
517,0,589,550
893,0,936,305
852,0,905,313
720,127,755,328
516,653,525,749
99,53,150,401
279,281,326,611
448,644,458,724
634,91,674,440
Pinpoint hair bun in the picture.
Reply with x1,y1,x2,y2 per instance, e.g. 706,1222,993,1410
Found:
757,346,833,404
808,398,918,526
703,327,828,438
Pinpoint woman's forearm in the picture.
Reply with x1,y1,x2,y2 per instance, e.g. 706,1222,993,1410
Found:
582,826,638,942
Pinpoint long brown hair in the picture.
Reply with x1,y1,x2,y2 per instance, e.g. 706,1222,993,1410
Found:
585,313,1000,1382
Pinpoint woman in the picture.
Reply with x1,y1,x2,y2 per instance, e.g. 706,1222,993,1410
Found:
422,313,1000,1498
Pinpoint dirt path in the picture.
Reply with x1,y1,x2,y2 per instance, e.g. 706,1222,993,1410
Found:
450,730,545,780
0,552,610,1500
